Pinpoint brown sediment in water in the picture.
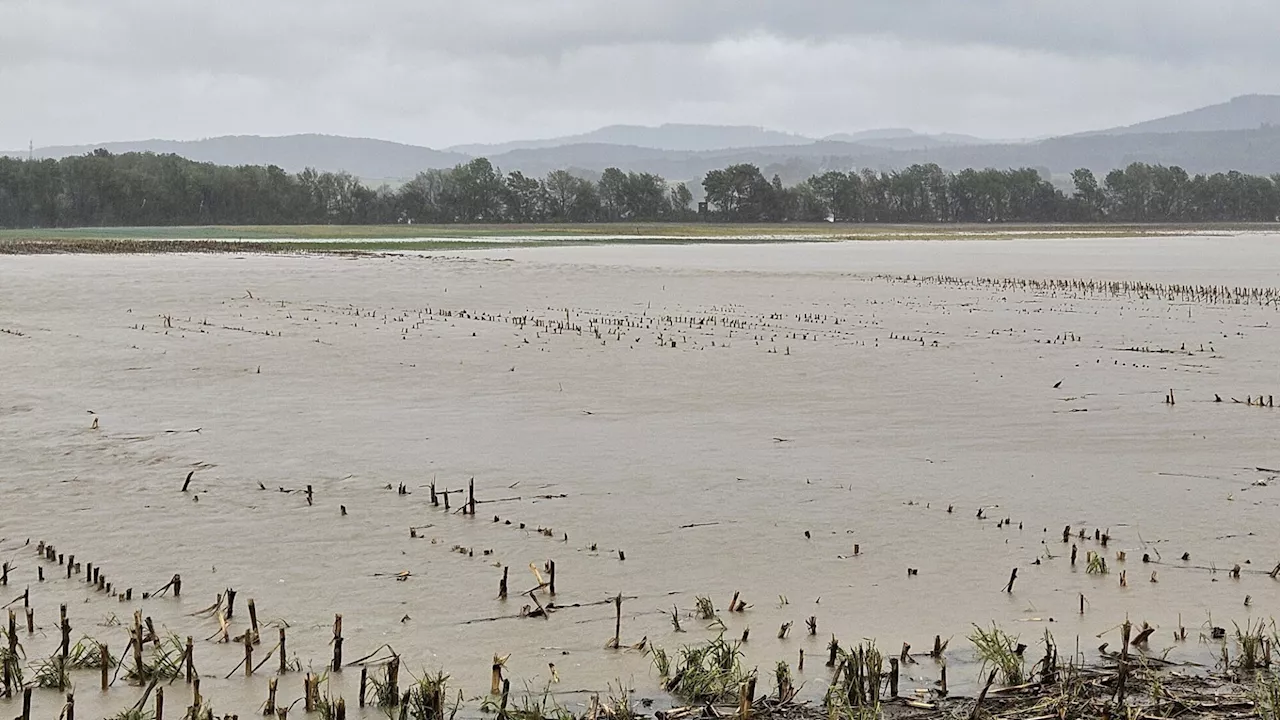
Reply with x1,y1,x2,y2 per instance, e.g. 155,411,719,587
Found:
11,480,1280,719
3,238,1280,718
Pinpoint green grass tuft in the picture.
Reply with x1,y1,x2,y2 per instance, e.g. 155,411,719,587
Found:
968,623,1026,685
654,635,748,705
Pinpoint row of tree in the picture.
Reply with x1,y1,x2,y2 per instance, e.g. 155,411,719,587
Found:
734,164,1280,223
0,152,697,227
2,150,1279,228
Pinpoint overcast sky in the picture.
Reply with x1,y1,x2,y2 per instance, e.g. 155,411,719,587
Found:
2,0,1276,149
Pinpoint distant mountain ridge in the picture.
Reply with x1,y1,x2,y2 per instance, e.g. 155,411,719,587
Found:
8,134,470,180
448,123,815,154
446,124,989,154
447,126,1280,182
6,95,1280,182
821,128,991,149
1082,94,1280,136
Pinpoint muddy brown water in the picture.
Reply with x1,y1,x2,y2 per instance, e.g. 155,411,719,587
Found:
2,235,1279,718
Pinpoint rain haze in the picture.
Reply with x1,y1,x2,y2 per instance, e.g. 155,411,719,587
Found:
4,4,1280,720
3,0,1280,147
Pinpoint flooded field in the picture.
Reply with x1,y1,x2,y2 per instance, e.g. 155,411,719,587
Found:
2,235,1279,719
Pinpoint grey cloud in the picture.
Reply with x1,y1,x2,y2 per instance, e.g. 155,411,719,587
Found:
15,1,1274,64
77,1,1280,61
1,0,1277,148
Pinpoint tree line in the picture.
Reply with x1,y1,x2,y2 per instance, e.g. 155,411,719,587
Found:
2,149,1279,228
779,164,1280,223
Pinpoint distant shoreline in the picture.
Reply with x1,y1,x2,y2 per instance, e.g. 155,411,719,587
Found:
1,222,1274,254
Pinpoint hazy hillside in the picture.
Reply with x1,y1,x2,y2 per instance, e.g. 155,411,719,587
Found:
13,134,469,179
478,126,1280,179
480,141,890,185
453,125,989,155
449,123,813,154
895,126,1280,176
822,129,991,149
8,96,1280,182
1087,94,1280,136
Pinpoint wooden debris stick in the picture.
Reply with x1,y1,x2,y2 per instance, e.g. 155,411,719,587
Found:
248,599,260,643
969,669,997,720
612,594,622,647
59,604,70,660
130,612,144,684
332,614,343,671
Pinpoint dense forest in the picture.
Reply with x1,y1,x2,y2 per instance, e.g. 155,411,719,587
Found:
2,150,1279,227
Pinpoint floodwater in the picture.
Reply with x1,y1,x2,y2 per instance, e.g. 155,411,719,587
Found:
2,235,1279,718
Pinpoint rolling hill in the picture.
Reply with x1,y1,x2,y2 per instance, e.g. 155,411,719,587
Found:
6,134,469,180
448,123,814,154
1084,94,1280,136
7,95,1280,182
